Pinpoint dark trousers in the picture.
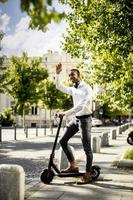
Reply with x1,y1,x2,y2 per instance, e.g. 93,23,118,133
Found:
60,117,93,171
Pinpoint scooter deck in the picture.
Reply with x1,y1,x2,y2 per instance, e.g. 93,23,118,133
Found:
56,172,84,177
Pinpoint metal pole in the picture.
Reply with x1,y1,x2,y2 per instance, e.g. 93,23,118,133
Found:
14,124,16,140
44,108,47,136
26,127,28,138
36,126,38,136
0,125,2,142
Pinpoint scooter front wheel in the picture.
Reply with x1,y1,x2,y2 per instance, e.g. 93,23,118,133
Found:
40,169,54,184
91,165,100,180
127,136,133,145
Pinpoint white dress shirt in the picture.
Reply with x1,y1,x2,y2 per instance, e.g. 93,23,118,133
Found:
55,74,93,117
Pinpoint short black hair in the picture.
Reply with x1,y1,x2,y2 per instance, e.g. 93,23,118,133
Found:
70,68,80,76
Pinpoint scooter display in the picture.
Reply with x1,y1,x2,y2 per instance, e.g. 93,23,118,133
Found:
127,131,133,145
40,116,101,184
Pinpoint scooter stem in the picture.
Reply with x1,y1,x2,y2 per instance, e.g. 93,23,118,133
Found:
48,116,63,169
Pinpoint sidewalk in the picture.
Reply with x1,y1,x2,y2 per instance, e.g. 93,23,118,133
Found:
25,130,133,200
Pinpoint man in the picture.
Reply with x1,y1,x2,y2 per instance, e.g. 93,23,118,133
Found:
55,63,93,184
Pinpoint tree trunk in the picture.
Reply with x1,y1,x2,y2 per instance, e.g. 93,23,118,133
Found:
22,105,26,134
50,109,53,134
128,108,132,125
44,108,47,135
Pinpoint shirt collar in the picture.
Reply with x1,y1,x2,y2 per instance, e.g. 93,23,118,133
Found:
74,80,82,88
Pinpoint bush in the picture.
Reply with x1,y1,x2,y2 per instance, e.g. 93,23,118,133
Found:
0,108,14,126
123,148,133,160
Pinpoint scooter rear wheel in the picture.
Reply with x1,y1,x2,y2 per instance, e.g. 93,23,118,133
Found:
40,169,54,184
91,166,100,180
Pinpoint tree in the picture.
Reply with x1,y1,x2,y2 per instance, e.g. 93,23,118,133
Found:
0,108,14,126
7,52,48,130
40,78,72,132
0,31,9,93
61,0,133,116
0,0,66,31
41,78,72,111
60,92,73,111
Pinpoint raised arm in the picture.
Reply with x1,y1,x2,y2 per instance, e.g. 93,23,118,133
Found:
55,63,72,96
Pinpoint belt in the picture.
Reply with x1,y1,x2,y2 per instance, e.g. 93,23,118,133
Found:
76,114,92,119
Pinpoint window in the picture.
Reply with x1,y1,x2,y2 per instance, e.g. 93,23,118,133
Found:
31,106,38,115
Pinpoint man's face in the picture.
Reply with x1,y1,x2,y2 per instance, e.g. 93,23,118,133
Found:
69,70,80,83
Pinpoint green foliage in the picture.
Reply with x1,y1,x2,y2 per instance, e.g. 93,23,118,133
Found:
0,0,7,2
60,93,73,111
61,0,133,115
41,79,61,110
0,0,66,31
0,31,4,45
93,52,133,113
59,80,73,110
17,103,31,116
8,52,49,115
0,31,9,93
124,148,133,160
0,108,14,126
62,0,132,59
0,56,7,93
40,78,72,111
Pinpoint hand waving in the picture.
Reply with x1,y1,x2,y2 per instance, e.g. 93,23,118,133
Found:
56,63,62,74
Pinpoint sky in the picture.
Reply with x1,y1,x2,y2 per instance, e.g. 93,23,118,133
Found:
0,0,69,57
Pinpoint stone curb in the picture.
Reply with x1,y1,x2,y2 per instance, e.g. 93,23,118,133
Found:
118,147,133,169
112,158,133,169
117,159,133,169
99,174,133,183
25,181,44,199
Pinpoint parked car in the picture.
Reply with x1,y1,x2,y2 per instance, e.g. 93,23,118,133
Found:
92,118,103,127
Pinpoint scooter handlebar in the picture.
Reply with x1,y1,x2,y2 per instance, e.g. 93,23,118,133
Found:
54,113,64,119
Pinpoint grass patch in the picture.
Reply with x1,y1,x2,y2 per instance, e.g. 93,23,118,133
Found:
123,148,133,160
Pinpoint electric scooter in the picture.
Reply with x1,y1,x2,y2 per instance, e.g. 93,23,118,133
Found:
40,116,101,184
127,131,133,145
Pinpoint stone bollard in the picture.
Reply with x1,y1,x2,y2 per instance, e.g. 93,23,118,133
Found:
120,124,125,133
58,146,75,170
119,126,122,134
110,129,117,140
0,164,25,200
116,126,121,135
101,132,109,147
92,136,101,153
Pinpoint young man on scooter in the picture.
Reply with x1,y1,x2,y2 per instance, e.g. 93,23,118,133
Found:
55,63,93,184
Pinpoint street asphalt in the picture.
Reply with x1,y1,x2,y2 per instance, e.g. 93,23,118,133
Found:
0,125,133,200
